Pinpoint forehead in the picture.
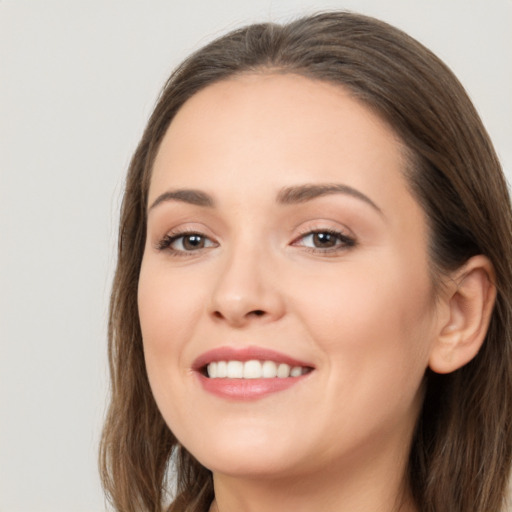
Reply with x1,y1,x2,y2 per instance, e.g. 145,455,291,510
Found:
150,73,412,211
158,73,401,155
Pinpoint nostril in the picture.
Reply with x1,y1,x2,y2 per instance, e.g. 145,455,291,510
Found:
211,308,269,324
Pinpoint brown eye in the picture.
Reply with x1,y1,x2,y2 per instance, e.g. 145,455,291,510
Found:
181,234,206,250
312,232,337,248
157,232,217,253
294,230,356,252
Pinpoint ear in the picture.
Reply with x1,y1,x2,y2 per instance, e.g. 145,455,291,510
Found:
429,255,497,374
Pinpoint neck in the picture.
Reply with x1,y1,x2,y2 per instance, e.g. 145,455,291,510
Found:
209,443,417,512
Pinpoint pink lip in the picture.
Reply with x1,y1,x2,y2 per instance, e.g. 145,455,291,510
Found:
198,375,310,400
192,346,314,401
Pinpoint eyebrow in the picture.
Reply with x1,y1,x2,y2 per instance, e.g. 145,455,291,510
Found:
149,189,215,211
148,183,381,214
277,183,382,213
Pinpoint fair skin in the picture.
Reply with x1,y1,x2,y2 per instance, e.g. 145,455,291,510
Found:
138,74,495,512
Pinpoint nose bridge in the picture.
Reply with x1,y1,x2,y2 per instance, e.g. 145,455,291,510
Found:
209,233,284,326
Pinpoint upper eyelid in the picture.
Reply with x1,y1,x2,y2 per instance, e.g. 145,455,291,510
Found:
292,229,356,246
176,232,217,246
296,228,352,238
156,231,354,256
153,220,357,247
152,223,216,241
155,231,218,253
293,219,355,238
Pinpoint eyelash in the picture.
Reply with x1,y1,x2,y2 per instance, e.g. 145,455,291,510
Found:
156,228,356,256
292,228,356,254
156,229,218,256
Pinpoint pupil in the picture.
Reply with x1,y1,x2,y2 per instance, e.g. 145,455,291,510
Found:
183,235,204,250
313,232,335,247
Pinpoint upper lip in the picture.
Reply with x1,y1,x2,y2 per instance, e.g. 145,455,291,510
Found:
192,346,315,372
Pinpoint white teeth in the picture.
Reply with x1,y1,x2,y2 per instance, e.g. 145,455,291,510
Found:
226,360,244,378
206,360,308,379
243,360,262,379
217,360,227,378
207,361,217,378
277,363,291,378
262,360,277,378
290,366,303,377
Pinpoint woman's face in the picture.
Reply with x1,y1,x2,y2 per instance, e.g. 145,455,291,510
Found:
138,74,441,480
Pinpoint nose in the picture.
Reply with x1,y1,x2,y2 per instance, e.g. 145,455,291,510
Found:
208,243,286,328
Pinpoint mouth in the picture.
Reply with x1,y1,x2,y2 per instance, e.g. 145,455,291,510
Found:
204,360,312,379
193,346,315,399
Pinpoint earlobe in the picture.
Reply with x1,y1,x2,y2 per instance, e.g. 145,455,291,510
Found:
428,255,496,374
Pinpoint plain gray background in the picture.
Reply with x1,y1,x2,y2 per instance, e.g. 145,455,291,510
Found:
1,1,511,511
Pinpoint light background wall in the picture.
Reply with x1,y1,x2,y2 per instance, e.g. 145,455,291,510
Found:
1,1,511,511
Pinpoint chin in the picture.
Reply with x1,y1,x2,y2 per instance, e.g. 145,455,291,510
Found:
179,424,304,478
202,455,287,478
199,450,305,480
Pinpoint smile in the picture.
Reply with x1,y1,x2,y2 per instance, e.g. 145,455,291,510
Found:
206,360,310,379
194,346,315,399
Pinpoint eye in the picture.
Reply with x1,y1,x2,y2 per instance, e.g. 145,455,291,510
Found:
157,232,218,254
293,229,356,252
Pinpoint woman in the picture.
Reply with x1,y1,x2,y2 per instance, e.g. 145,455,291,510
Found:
100,11,512,512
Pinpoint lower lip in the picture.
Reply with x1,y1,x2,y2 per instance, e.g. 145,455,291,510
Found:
197,373,309,400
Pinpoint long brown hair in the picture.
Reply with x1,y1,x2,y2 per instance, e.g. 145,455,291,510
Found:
100,12,512,512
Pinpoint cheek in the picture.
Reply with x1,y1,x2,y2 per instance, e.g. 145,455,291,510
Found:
293,254,435,387
137,258,217,442
138,260,204,347
302,263,434,449
137,259,207,403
